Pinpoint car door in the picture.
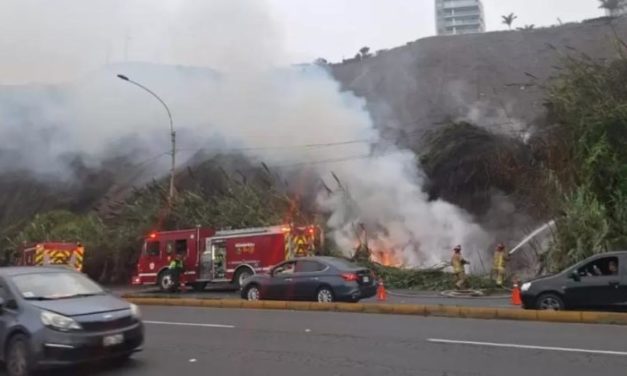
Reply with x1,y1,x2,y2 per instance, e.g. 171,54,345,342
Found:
617,254,627,304
293,260,327,299
266,261,297,300
0,278,19,357
564,255,622,308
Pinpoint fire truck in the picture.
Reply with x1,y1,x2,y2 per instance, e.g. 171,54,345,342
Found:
132,224,322,291
16,242,85,271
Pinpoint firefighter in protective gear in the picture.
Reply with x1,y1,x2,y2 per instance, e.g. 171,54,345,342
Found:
492,243,508,287
168,253,185,292
451,245,469,290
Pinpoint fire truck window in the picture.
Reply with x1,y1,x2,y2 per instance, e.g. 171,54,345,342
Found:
295,260,326,273
166,241,174,255
146,241,160,257
175,239,188,255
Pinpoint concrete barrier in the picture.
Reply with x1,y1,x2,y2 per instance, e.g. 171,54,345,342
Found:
123,295,627,325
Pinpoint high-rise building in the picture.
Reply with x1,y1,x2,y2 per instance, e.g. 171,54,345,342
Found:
435,0,485,36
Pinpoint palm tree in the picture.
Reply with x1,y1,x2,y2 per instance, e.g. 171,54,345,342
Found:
599,0,625,16
502,13,518,29
359,46,372,58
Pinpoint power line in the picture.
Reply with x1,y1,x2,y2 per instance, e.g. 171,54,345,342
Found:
175,139,373,154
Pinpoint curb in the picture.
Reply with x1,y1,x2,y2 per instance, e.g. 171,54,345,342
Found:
123,296,627,326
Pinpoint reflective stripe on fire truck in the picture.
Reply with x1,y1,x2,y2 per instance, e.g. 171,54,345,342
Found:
73,246,84,271
34,245,45,266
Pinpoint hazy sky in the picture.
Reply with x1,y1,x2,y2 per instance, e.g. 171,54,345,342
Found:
0,0,604,84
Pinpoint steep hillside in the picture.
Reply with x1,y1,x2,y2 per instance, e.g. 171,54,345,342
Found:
331,17,627,141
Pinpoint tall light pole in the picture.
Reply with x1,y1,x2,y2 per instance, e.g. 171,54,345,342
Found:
117,74,176,205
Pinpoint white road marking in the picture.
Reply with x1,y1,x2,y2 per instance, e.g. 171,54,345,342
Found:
427,339,627,356
144,320,235,329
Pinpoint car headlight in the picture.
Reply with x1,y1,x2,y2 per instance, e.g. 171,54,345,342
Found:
130,303,141,318
521,282,532,292
41,311,82,331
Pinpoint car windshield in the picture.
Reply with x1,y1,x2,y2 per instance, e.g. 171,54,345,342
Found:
11,272,104,300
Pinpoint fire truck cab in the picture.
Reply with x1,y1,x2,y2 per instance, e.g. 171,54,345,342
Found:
132,224,322,291
16,242,85,271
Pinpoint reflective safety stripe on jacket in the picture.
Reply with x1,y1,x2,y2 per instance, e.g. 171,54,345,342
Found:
493,251,506,269
451,253,464,273
169,260,183,270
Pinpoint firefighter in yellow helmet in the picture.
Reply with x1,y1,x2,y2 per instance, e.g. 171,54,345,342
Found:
492,243,508,287
451,245,469,290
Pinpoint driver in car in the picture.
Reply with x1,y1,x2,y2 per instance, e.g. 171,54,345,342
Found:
608,260,618,275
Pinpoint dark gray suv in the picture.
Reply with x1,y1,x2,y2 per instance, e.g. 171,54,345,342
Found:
0,267,144,376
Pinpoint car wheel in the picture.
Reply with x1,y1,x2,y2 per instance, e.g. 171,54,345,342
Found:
317,286,334,303
234,268,253,289
245,285,261,301
6,334,32,376
536,293,565,311
158,271,173,292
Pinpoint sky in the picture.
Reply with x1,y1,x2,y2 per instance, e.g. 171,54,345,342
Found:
0,0,604,84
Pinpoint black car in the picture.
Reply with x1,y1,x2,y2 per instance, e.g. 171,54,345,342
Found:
521,251,627,310
0,267,144,376
240,256,377,303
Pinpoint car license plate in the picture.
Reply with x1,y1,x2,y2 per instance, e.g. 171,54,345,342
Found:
363,276,370,283
103,334,124,347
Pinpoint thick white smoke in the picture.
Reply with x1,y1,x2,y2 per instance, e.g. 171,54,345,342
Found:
0,0,492,267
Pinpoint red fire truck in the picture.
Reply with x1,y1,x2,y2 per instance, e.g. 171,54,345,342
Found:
16,242,85,271
132,224,322,291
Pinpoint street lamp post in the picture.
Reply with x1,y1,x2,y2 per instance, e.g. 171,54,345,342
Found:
117,74,176,205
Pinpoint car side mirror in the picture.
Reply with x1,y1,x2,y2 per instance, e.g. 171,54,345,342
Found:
570,271,581,282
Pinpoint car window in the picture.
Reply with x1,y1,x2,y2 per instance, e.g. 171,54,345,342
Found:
295,260,326,272
274,261,296,275
577,256,619,277
12,272,104,300
326,258,359,270
0,280,17,310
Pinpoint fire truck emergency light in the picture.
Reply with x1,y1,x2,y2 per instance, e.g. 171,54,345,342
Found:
149,233,157,239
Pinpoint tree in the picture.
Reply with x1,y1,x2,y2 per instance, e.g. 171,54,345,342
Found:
502,13,518,29
599,0,626,15
517,24,536,31
359,46,372,59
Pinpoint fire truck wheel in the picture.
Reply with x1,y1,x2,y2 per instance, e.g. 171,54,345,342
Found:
157,271,173,292
316,286,334,303
234,268,254,289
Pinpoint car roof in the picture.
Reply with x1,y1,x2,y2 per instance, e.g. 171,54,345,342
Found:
0,266,77,277
586,251,627,259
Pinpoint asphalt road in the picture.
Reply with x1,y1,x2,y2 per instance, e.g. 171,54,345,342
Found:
19,305,627,376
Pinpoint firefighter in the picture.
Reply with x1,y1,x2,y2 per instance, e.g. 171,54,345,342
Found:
451,245,469,290
492,243,508,287
168,253,185,292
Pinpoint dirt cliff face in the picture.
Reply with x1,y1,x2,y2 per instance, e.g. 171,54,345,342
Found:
331,17,627,140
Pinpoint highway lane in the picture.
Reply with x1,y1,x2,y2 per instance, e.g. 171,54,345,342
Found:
11,306,627,376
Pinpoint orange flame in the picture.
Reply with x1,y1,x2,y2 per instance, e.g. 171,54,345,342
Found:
372,250,402,267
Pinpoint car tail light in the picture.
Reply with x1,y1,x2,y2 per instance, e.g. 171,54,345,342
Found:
341,273,358,282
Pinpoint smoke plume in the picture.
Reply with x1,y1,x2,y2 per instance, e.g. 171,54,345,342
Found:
0,0,492,267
